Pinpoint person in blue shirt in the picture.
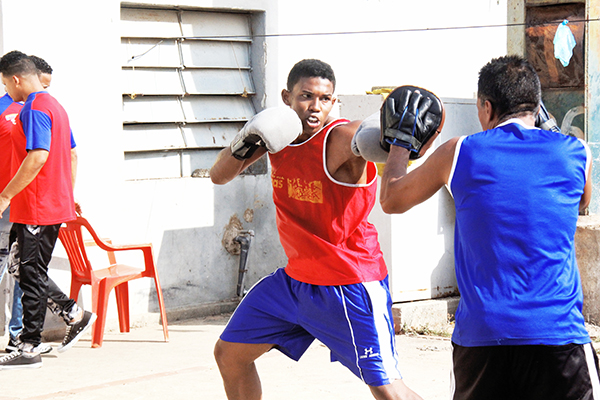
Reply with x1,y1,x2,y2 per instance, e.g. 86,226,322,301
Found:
379,55,597,400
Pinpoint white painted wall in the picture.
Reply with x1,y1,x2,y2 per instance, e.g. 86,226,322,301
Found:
0,0,507,329
339,95,482,302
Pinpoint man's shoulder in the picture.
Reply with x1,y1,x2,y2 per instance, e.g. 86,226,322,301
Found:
29,92,60,107
327,118,358,140
27,92,68,119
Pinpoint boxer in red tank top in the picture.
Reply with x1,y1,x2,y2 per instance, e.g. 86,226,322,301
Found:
210,59,422,400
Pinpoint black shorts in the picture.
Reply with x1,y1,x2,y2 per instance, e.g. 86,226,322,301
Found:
451,342,600,400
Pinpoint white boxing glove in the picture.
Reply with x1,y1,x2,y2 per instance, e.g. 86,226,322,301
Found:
351,112,390,163
230,107,302,160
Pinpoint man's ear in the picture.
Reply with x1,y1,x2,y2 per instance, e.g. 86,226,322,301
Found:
483,99,496,124
281,89,291,106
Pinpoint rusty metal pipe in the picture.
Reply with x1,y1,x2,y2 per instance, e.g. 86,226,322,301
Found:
234,230,254,297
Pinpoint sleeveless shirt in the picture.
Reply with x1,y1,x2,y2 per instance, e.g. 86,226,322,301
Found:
448,119,590,346
269,119,387,285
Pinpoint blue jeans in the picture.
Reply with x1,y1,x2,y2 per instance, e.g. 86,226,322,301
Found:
0,207,23,340
0,207,10,283
8,280,23,339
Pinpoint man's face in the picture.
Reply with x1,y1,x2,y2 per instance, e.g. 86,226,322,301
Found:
282,76,336,136
1,73,24,103
39,73,51,89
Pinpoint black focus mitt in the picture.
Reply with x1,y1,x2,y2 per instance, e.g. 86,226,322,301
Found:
380,85,445,160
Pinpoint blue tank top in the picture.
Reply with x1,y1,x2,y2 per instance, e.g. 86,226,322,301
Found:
448,119,591,346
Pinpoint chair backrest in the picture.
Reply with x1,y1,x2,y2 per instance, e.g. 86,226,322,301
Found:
58,218,94,282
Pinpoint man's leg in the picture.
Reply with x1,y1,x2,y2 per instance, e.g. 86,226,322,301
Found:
46,277,78,322
8,280,23,340
18,224,60,348
214,339,274,400
0,206,11,283
46,276,96,353
214,269,315,398
301,278,423,400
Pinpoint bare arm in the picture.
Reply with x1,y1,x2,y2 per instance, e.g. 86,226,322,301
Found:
326,120,368,184
379,137,458,214
209,146,267,185
580,157,593,213
71,147,83,215
71,147,77,189
0,149,49,216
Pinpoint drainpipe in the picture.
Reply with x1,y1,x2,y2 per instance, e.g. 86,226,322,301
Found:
234,230,254,297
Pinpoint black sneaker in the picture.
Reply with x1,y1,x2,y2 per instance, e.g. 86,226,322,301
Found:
58,311,97,353
0,351,42,370
4,336,21,353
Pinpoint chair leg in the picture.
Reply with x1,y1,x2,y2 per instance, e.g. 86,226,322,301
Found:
91,281,111,348
153,277,169,342
115,282,130,333
69,280,83,303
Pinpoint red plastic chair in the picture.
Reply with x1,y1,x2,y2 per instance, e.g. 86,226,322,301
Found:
57,216,169,348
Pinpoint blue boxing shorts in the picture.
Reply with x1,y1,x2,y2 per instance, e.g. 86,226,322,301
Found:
220,267,402,387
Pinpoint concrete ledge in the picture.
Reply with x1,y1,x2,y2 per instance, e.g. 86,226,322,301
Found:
392,296,459,334
575,214,600,324
166,299,240,323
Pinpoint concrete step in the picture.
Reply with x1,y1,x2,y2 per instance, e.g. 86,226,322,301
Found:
392,296,459,335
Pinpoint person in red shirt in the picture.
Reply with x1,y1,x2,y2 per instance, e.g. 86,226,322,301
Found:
210,59,422,400
0,51,95,369
1,54,93,358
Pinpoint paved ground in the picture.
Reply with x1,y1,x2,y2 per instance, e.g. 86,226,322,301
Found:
0,313,453,400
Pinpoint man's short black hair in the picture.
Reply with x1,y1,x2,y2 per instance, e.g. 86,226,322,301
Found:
477,55,541,122
30,55,53,75
0,50,37,76
286,59,336,91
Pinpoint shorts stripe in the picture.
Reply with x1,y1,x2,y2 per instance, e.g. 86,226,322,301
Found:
338,285,365,382
449,343,456,399
584,343,600,399
363,280,401,382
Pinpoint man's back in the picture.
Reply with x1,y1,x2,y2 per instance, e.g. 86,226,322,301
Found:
11,92,75,225
449,119,590,347
0,94,21,191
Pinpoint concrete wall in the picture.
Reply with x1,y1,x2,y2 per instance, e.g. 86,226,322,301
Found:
339,95,481,302
0,0,509,332
575,215,600,324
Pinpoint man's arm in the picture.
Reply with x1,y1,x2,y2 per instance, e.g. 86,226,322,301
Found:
0,149,48,216
71,147,77,189
210,146,267,185
327,120,369,185
580,158,593,213
71,147,83,215
210,107,302,185
379,137,458,214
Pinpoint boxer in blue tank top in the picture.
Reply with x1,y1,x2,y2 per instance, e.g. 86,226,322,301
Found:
379,55,598,400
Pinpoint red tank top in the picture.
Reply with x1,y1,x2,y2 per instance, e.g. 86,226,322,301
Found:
269,119,387,285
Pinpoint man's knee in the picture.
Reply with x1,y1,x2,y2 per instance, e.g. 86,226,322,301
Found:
214,339,230,367
214,339,273,371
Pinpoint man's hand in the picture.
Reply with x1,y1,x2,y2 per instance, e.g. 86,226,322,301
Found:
0,149,49,217
380,85,445,160
230,107,302,160
0,195,10,218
